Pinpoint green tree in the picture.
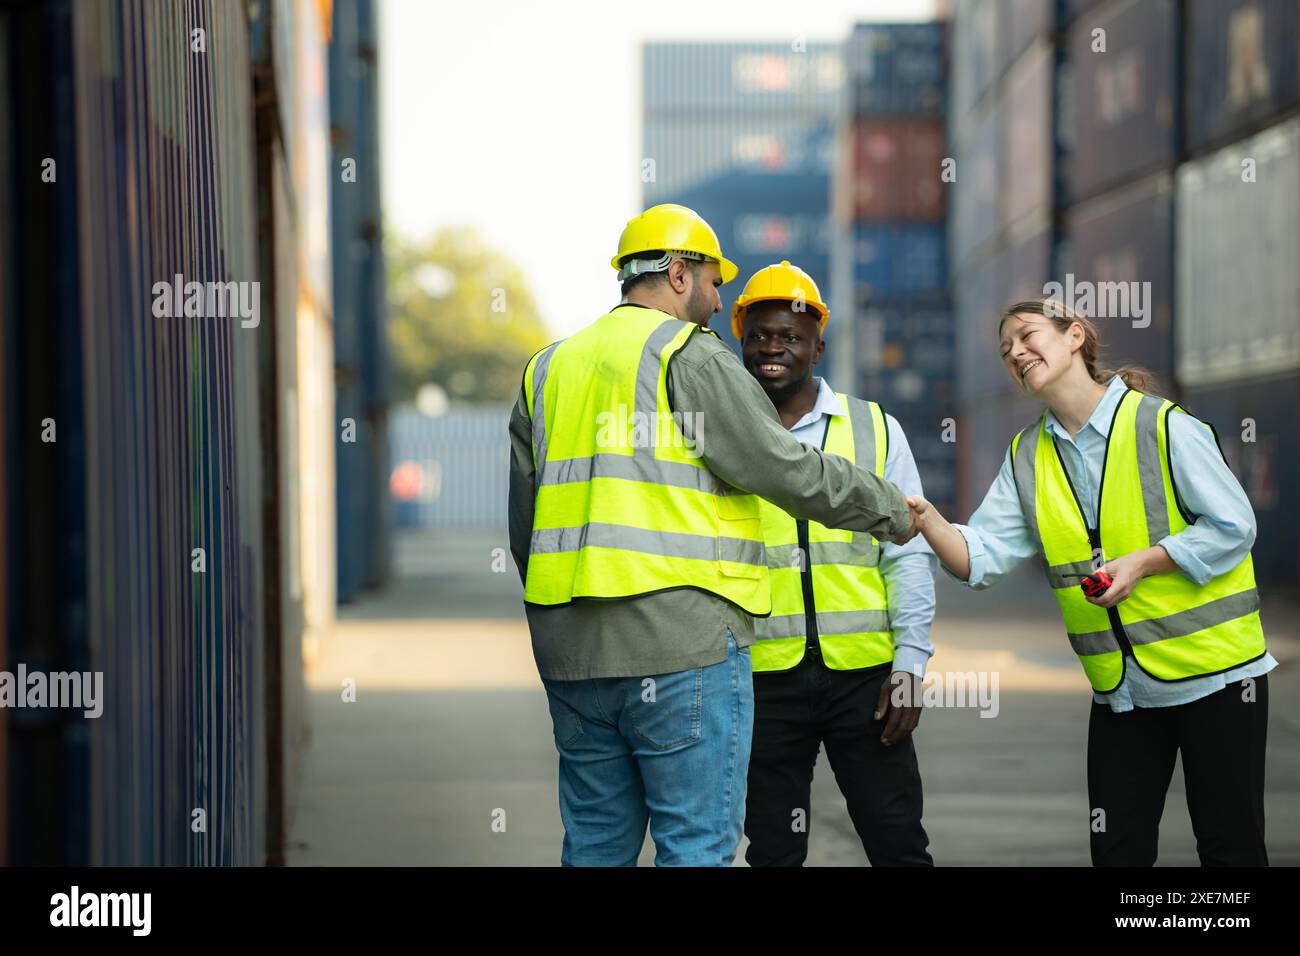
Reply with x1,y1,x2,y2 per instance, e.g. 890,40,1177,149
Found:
387,227,550,403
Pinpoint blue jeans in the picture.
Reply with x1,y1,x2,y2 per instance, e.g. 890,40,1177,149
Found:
541,630,754,866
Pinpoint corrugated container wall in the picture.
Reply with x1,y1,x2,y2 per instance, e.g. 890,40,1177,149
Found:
1176,117,1300,385
0,0,271,865
390,407,512,531
1064,0,1178,203
0,6,8,865
330,0,390,604
1184,0,1300,155
845,22,946,116
1182,375,1300,589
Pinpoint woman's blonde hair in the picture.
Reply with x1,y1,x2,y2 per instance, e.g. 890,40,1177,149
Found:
998,298,1164,396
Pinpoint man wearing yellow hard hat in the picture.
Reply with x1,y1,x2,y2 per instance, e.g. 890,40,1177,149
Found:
507,204,919,866
733,260,935,867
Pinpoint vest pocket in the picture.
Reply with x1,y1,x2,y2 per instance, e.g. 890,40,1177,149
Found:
714,492,763,578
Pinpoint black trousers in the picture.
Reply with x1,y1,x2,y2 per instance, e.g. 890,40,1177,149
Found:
744,646,933,866
1088,672,1269,866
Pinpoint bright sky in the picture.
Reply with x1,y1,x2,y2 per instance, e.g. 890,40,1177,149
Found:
379,0,936,338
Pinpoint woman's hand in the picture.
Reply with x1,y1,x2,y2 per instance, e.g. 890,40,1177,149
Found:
906,495,930,529
1087,549,1160,609
903,494,972,581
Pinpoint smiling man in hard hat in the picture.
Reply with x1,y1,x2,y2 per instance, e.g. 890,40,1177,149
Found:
734,260,935,867
507,204,919,866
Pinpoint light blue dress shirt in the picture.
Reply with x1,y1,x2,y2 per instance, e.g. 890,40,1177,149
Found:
788,377,937,678
946,375,1276,712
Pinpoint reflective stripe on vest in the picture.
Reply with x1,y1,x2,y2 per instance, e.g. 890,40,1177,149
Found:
1011,388,1267,693
522,306,770,613
752,395,892,672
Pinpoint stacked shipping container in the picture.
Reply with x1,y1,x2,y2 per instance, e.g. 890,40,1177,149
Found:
1177,0,1300,588
1,0,389,862
949,0,1063,516
642,42,841,353
831,23,956,515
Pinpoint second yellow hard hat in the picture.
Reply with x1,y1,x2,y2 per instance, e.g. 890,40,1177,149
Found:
730,260,829,340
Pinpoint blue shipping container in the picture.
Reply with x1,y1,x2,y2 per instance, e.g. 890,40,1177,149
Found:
643,117,835,203
643,42,845,115
1065,0,1178,202
1185,0,1300,154
846,21,945,116
852,223,947,301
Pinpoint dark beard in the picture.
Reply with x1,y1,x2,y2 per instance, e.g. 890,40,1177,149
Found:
762,376,807,407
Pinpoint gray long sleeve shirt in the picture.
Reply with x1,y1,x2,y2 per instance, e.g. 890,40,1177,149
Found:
508,309,911,680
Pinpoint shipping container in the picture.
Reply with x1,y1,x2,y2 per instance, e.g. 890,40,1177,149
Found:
845,21,945,116
1000,40,1055,230
1182,374,1300,589
69,0,265,865
1176,117,1300,385
952,0,998,119
643,42,845,116
1185,0,1300,155
1065,0,1178,203
899,423,959,515
842,118,946,221
853,223,948,301
1059,172,1175,385
955,391,1042,520
1065,0,1107,23
996,0,1057,82
954,251,1009,404
389,406,513,531
644,116,835,203
331,0,389,602
951,105,1000,270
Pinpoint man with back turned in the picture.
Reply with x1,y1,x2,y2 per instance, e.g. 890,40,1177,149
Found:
508,203,917,866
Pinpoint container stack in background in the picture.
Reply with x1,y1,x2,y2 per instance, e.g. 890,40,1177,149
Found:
1176,0,1300,588
330,0,391,603
948,0,1065,517
641,43,842,353
830,22,954,516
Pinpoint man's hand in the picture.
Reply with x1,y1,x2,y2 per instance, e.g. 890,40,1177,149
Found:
890,505,921,546
875,670,924,746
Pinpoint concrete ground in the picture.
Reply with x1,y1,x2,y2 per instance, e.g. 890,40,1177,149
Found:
287,529,1300,866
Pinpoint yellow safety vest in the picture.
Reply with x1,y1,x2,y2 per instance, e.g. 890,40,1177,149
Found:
1010,388,1267,693
752,395,892,671
522,305,770,614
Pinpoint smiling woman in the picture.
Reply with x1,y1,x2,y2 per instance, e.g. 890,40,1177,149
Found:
905,295,1276,867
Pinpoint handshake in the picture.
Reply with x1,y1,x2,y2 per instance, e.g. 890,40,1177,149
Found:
889,494,933,546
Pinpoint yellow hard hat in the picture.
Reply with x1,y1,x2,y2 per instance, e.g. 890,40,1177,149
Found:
611,203,738,283
730,260,829,340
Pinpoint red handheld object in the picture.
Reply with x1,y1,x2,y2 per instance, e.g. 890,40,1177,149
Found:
1080,571,1113,598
